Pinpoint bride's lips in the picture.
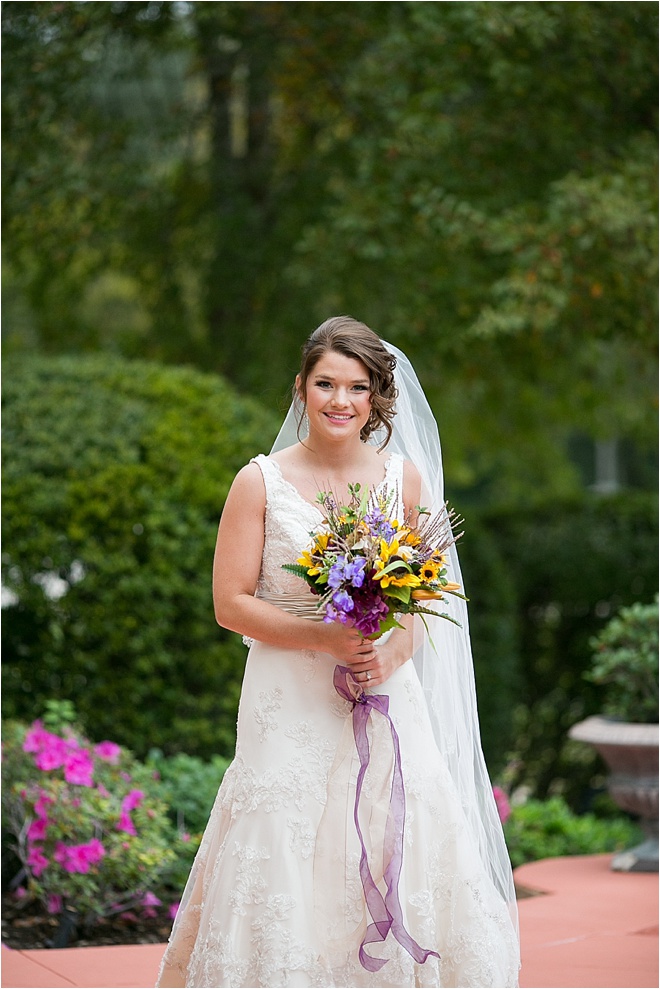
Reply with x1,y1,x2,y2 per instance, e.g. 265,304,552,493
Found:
323,413,354,423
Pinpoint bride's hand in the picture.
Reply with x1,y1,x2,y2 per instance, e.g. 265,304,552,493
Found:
345,643,400,689
317,623,376,665
343,618,414,688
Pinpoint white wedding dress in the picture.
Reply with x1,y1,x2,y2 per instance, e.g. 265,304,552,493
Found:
156,454,519,988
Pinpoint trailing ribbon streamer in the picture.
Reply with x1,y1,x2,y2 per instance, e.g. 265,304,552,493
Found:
333,665,440,973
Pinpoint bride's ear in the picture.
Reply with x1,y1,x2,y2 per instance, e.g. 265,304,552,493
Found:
294,374,304,403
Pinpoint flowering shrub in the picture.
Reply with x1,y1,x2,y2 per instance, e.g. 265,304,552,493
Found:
492,786,511,824
2,718,176,927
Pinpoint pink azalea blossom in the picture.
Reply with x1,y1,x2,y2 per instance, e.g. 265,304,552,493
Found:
180,832,191,843
168,901,180,920
27,817,48,842
97,783,111,798
14,886,27,900
95,741,122,764
27,845,50,877
117,811,137,836
54,842,70,867
34,791,54,818
493,785,511,824
34,736,68,772
63,748,94,787
123,789,144,812
54,839,105,874
47,895,63,915
23,721,50,753
142,892,161,908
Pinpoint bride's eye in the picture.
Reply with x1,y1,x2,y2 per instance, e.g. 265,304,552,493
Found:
315,380,332,389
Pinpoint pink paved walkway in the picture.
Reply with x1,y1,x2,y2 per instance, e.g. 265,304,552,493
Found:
2,854,658,988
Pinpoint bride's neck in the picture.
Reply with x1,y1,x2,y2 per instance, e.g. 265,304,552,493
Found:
301,437,372,472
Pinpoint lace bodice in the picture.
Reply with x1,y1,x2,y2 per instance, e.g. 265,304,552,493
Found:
251,453,404,596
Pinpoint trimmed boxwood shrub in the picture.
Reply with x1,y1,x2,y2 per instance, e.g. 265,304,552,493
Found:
2,355,279,759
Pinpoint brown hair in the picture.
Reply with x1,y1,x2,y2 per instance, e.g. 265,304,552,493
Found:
295,316,398,448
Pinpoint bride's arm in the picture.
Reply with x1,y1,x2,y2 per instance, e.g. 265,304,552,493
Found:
213,462,375,663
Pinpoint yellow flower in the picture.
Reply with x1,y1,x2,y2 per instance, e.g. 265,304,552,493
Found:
419,561,440,582
313,533,331,554
379,537,399,562
400,528,422,547
373,557,421,589
383,572,422,589
296,533,331,576
296,550,323,576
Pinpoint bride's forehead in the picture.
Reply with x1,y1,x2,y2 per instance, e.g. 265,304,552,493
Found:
309,351,370,380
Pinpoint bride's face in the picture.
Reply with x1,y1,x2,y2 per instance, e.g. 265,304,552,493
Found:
297,350,372,443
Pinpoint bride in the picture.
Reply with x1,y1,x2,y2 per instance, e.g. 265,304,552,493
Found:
156,316,520,988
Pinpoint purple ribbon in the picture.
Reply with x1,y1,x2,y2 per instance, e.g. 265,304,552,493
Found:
333,665,440,973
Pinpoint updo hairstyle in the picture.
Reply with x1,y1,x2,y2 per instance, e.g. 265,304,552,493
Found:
296,316,398,448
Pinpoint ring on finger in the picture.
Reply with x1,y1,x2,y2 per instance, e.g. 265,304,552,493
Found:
365,671,372,681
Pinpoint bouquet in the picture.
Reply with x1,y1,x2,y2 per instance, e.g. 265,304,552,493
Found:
282,482,465,638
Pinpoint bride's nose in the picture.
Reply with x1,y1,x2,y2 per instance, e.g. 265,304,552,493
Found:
331,389,350,406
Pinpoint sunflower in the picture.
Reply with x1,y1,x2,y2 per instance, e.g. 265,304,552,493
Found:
419,560,441,582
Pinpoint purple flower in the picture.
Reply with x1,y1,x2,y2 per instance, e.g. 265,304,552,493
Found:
95,741,122,764
323,602,350,625
168,901,180,920
365,509,396,542
332,589,355,613
142,892,161,908
351,589,390,637
328,555,367,590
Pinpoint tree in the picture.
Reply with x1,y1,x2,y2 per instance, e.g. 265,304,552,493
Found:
3,2,657,502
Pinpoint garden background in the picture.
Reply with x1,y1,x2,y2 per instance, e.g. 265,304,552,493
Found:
1,0,658,942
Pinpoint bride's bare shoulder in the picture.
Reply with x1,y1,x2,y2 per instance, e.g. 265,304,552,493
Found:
270,444,305,468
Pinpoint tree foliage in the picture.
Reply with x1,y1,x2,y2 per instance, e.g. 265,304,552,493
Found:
3,1,656,503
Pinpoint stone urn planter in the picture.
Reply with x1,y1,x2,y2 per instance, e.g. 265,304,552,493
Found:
569,715,658,872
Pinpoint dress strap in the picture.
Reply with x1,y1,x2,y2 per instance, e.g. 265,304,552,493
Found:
250,453,279,500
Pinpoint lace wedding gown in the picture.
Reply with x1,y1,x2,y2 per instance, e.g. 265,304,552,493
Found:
157,454,519,988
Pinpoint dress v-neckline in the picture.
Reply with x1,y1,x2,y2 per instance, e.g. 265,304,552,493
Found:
267,454,397,516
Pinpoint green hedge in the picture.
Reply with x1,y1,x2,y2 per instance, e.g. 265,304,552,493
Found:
2,355,278,759
504,796,641,868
